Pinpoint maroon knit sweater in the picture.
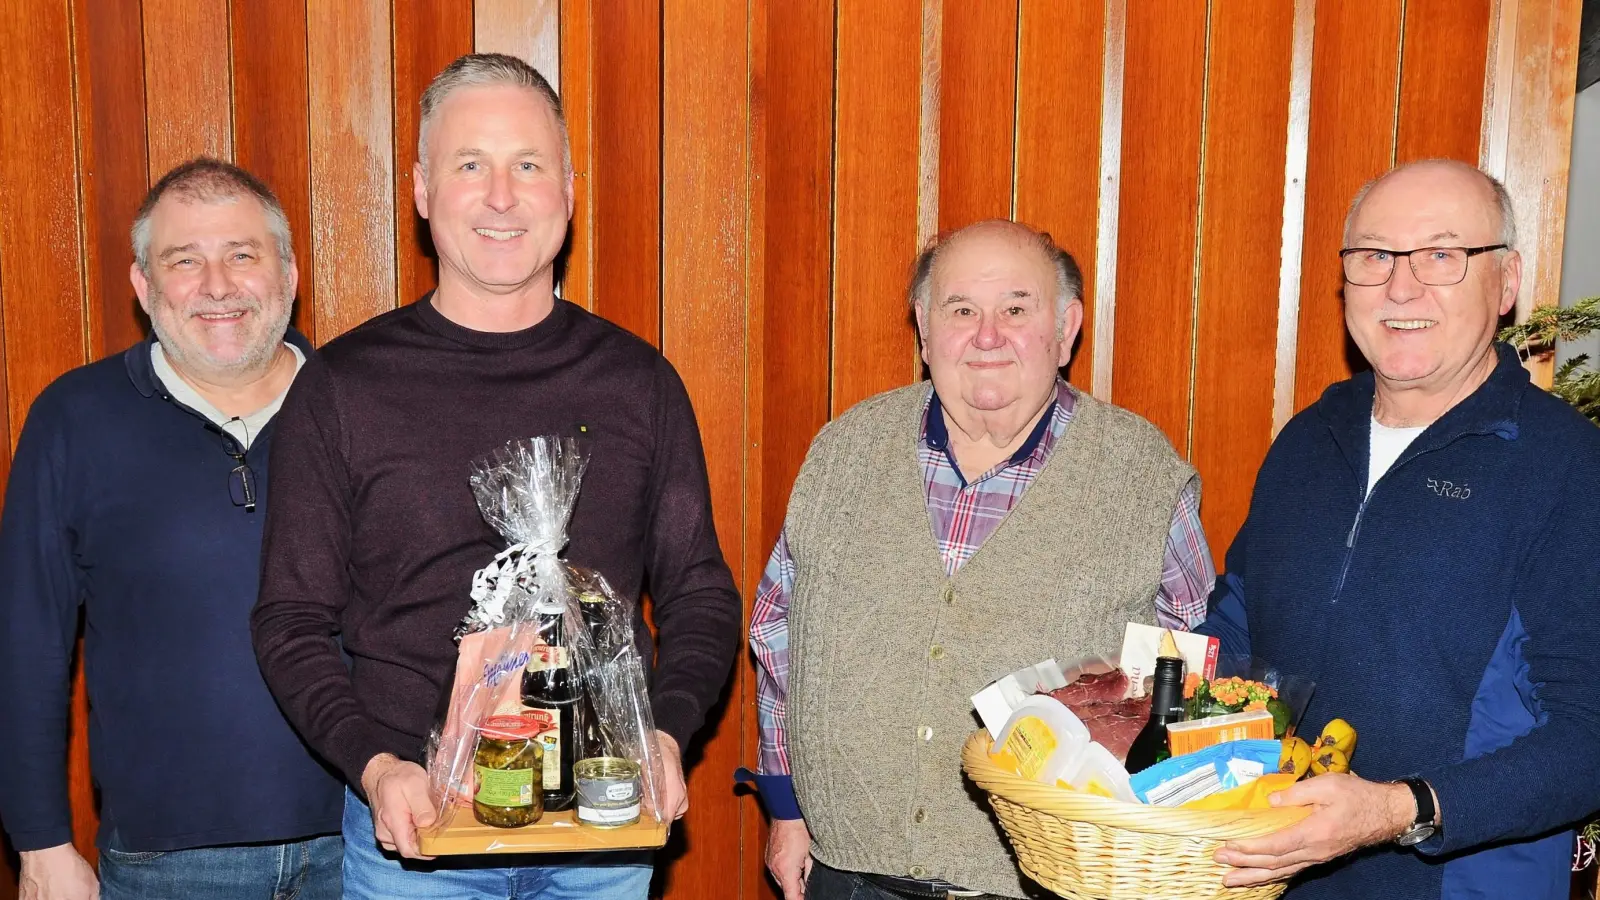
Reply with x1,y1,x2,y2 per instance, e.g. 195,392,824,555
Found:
251,296,741,789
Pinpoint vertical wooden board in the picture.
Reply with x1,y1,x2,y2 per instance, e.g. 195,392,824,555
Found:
761,0,834,556
747,4,835,895
475,0,560,87
1395,0,1491,163
0,0,92,865
231,0,316,341
742,0,771,893
1109,0,1207,449
0,2,88,435
393,2,475,308
833,0,923,413
1294,0,1404,411
72,0,148,360
938,1,1018,230
559,0,595,312
141,0,233,176
1190,1,1295,564
659,1,747,897
307,0,397,341
1015,0,1104,389
592,0,662,345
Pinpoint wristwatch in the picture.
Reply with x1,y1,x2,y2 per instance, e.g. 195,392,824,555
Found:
1394,777,1438,846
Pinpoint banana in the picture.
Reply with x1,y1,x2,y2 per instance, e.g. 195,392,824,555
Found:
1316,718,1357,757
1310,746,1350,776
1279,737,1312,779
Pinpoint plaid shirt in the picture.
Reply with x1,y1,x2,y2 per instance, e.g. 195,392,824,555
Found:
750,380,1214,780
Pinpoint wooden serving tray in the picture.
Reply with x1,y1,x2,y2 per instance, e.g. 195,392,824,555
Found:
418,804,669,856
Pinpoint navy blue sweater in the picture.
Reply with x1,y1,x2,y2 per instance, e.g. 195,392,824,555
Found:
1199,344,1600,900
0,335,342,853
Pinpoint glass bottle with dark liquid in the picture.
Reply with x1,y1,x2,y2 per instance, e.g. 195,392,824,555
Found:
577,592,610,758
1124,656,1187,775
522,603,579,811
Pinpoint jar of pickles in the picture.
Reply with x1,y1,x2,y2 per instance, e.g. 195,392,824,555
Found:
473,714,546,827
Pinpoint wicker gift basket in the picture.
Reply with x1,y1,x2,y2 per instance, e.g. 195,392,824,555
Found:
961,730,1310,900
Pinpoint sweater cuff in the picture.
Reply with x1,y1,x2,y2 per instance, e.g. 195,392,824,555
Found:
6,825,75,854
735,768,802,820
650,690,703,752
325,717,409,797
1411,765,1466,855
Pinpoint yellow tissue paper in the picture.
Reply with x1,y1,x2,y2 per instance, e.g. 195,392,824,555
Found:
1181,772,1299,811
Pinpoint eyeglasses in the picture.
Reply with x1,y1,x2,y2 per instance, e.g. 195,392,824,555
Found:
1338,244,1507,287
218,427,257,512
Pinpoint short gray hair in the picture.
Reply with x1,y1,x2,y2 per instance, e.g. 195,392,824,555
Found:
1344,159,1517,250
418,53,571,177
131,157,293,277
909,223,1085,324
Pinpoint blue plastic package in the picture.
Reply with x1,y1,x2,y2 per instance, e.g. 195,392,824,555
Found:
1128,739,1281,806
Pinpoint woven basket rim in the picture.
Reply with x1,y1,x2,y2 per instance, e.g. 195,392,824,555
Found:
962,730,1308,840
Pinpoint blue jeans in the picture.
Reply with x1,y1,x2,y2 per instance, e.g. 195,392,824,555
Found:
98,834,343,900
341,788,652,899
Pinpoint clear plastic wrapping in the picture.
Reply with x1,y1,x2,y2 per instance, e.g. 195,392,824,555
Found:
423,436,663,839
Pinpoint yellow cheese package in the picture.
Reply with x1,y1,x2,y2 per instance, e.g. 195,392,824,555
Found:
990,695,1089,784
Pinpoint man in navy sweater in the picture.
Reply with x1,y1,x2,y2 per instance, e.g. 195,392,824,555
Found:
252,54,740,899
1200,159,1600,899
0,160,343,899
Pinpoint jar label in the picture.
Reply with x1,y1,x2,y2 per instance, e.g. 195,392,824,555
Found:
578,802,641,825
475,765,534,808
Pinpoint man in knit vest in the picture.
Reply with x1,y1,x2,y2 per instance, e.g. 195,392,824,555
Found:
1201,160,1600,899
745,220,1216,899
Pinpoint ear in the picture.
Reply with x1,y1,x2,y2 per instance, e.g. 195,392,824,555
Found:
1057,299,1085,367
565,171,576,220
131,262,152,315
914,301,931,368
1497,250,1522,317
284,255,301,302
413,161,430,219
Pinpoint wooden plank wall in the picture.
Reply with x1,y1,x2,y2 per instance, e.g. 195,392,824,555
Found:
0,2,1581,897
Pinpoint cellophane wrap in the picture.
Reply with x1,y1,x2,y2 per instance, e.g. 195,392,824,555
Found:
422,436,664,836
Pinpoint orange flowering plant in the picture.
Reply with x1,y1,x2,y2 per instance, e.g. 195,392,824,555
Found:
1182,660,1312,739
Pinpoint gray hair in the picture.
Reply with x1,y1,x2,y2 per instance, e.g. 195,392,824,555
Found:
131,157,293,276
417,53,571,177
1343,159,1517,250
909,223,1085,326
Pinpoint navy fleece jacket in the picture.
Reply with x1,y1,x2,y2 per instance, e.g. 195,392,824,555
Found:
1199,344,1600,900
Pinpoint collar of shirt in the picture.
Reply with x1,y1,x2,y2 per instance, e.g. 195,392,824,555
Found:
921,378,1076,485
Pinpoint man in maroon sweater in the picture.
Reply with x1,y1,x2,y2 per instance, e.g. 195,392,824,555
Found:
251,53,741,898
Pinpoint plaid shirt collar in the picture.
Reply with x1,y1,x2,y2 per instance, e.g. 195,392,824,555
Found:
921,379,1077,478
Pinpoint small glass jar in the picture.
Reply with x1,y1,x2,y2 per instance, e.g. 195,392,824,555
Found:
473,714,546,828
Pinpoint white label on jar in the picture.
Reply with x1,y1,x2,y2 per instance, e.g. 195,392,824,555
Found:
579,803,641,824
605,783,636,801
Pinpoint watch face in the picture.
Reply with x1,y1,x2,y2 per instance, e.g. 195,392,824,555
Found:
1396,823,1437,847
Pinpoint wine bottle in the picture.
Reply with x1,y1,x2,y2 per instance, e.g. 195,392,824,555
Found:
522,603,580,811
1124,656,1186,775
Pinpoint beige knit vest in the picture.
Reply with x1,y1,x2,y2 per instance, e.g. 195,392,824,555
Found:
785,383,1196,898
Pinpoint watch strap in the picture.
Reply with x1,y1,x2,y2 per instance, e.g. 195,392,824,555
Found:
1400,777,1435,828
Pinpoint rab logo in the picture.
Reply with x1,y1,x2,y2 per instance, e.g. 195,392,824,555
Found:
1426,478,1471,500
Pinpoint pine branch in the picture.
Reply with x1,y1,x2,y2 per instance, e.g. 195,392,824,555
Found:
1498,297,1600,352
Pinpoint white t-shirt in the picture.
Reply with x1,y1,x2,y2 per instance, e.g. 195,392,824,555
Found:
151,342,306,450
1368,415,1426,496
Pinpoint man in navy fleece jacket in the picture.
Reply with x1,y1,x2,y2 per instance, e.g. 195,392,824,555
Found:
1199,159,1600,899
